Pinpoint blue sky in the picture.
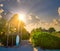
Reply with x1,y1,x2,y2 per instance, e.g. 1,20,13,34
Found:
0,0,60,21
0,0,60,32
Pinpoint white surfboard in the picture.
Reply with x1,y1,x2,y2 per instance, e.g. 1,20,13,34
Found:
16,35,20,46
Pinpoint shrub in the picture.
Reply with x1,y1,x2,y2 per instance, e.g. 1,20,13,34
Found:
31,32,60,49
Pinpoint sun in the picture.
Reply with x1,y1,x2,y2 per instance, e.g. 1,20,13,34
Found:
18,13,26,22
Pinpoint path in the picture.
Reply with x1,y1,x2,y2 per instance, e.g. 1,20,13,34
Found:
0,40,60,51
0,40,34,51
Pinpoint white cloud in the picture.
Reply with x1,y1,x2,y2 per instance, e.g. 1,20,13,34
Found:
0,4,3,7
53,19,58,25
0,15,2,18
25,18,60,32
49,19,59,27
49,19,60,31
25,21,41,32
58,7,60,15
35,16,39,19
0,9,4,13
28,15,32,20
17,0,20,3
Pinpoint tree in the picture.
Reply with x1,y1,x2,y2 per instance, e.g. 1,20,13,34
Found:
9,14,25,33
8,14,30,40
48,27,56,33
1,14,30,46
0,17,8,46
0,17,7,34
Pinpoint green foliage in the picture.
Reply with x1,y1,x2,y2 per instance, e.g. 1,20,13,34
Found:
22,33,30,40
21,29,30,40
0,18,7,33
48,27,56,33
8,14,30,40
1,33,21,46
31,31,60,49
51,32,60,38
0,14,30,47
1,34,7,46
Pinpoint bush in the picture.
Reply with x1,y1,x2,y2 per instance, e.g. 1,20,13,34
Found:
31,32,60,49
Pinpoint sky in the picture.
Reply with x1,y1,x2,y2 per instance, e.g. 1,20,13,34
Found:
0,0,60,32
